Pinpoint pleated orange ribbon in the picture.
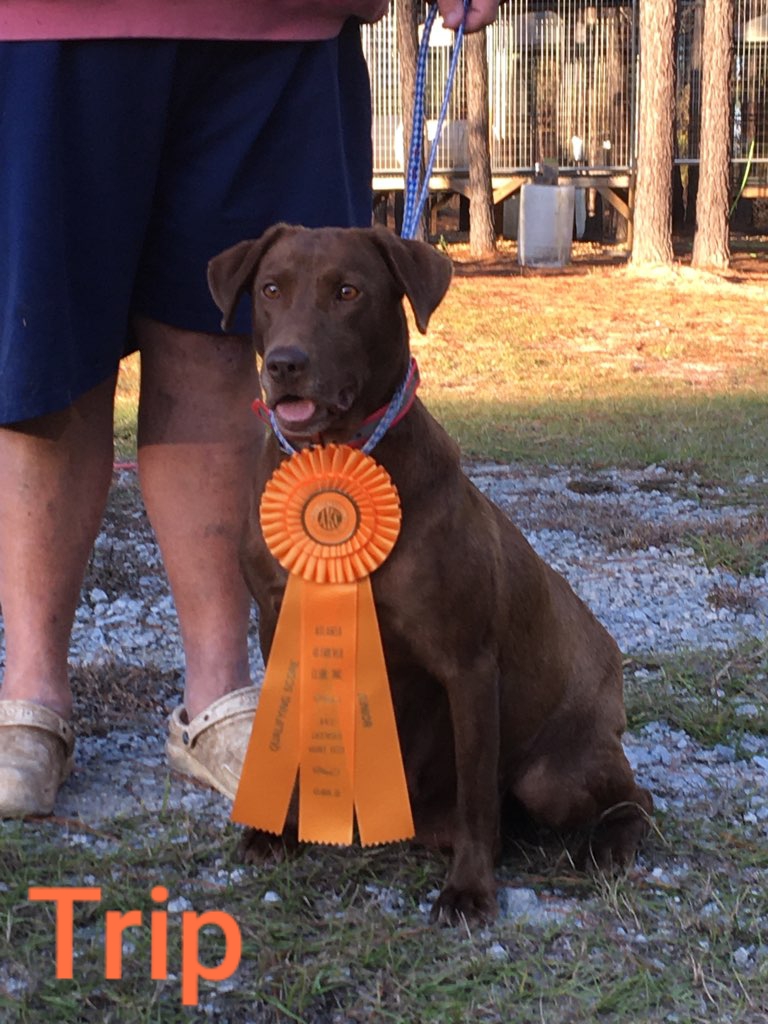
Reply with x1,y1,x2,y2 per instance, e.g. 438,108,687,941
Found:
231,444,414,846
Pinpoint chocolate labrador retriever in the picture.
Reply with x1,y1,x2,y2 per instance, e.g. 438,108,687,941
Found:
207,224,653,925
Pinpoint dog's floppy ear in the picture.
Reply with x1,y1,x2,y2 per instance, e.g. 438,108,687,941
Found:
368,226,453,333
207,224,293,331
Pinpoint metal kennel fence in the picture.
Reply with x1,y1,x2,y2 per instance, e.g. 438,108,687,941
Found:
361,1,768,200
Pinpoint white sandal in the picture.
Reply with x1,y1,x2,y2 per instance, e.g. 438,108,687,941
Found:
0,699,75,817
166,686,258,800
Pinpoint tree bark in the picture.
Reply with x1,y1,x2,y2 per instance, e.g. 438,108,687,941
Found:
691,0,733,271
396,0,428,240
466,28,496,256
631,0,675,266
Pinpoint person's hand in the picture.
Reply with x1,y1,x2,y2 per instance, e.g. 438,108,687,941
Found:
438,0,500,33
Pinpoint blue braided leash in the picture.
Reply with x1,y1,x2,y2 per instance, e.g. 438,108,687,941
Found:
360,358,419,454
401,1,470,240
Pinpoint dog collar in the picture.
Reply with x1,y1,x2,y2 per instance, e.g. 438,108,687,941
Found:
253,357,420,456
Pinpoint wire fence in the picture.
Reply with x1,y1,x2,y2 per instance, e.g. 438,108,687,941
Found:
362,1,768,185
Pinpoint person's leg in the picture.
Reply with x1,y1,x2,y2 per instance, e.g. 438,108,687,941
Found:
129,29,373,795
135,316,261,721
0,376,116,719
0,378,114,815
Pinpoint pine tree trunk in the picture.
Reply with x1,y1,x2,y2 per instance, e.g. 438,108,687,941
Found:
466,28,496,256
396,0,428,240
691,0,733,271
631,0,675,266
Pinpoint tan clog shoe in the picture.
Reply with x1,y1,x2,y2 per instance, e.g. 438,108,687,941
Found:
0,700,75,817
166,686,259,800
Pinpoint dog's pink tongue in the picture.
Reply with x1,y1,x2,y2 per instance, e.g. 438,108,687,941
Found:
276,398,316,425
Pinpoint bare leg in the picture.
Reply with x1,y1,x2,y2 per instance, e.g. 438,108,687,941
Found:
0,376,116,719
135,316,261,719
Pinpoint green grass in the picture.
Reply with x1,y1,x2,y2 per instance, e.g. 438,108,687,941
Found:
2,641,767,1023
685,513,768,577
625,642,768,748
2,783,768,1023
427,392,768,480
114,352,140,463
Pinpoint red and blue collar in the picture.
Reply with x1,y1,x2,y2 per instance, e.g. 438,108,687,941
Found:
253,357,420,455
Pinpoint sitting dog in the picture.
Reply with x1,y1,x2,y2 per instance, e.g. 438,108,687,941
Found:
207,224,653,924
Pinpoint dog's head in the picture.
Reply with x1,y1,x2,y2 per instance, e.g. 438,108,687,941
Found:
208,224,452,445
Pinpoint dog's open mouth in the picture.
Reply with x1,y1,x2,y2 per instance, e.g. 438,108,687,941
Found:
274,397,317,429
271,391,355,438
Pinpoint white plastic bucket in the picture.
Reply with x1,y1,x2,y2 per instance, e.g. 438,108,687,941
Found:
517,184,575,267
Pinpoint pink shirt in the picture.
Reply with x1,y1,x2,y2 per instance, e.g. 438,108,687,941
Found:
0,1,390,41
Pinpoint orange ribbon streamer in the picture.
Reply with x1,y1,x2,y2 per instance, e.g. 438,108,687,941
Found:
232,445,414,846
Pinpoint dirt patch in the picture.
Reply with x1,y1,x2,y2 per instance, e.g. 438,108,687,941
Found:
446,239,768,388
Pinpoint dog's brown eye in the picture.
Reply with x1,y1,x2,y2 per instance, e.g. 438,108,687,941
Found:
262,283,280,300
337,284,359,301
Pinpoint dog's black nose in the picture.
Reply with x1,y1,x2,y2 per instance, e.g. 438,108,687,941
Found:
265,346,309,383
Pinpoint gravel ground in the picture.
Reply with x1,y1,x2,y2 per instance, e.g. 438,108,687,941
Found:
1,460,765,864
2,459,768,1024
20,461,768,675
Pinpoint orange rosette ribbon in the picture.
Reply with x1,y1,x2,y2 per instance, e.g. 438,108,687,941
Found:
232,445,414,846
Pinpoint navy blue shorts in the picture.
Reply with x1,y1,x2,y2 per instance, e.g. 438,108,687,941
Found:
0,24,372,423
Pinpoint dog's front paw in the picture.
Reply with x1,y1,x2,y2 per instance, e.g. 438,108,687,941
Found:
578,790,654,871
236,826,299,865
429,884,498,927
